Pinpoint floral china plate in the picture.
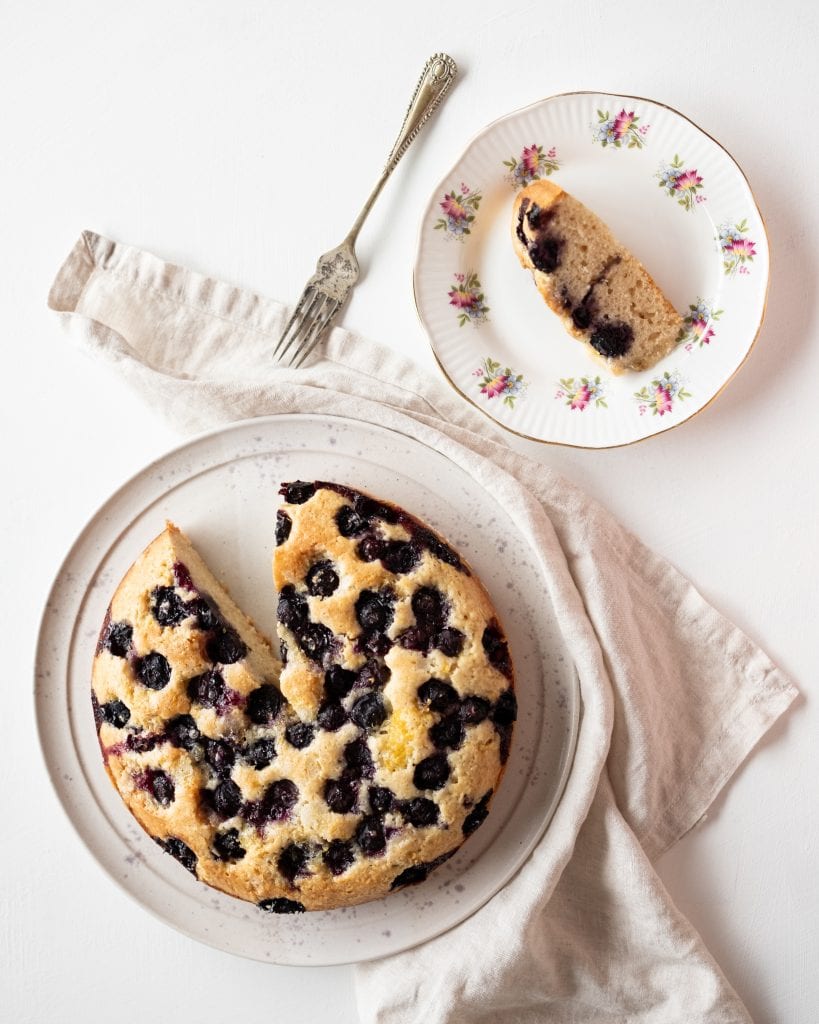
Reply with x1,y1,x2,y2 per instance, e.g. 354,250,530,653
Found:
413,92,769,448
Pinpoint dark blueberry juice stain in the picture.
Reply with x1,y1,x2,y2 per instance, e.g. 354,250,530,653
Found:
526,201,553,231
104,619,133,658
528,234,563,273
213,828,245,862
151,586,188,627
589,320,634,359
279,481,316,504
246,684,283,725
275,510,292,546
158,837,197,875
135,652,171,690
284,721,315,750
306,560,340,597
258,897,305,914
172,562,196,592
277,842,310,883
323,839,354,876
463,790,493,835
571,304,592,330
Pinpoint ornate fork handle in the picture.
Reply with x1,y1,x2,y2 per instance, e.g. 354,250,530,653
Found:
384,53,458,172
344,53,457,247
275,54,457,367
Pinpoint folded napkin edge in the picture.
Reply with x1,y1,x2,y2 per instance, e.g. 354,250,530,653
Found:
647,666,799,860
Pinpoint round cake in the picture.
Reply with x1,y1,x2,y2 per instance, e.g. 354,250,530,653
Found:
91,482,516,913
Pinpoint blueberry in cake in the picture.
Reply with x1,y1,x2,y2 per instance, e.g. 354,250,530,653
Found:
512,179,683,374
91,486,516,912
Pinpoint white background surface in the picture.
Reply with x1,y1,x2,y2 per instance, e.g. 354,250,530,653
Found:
1,1,815,1021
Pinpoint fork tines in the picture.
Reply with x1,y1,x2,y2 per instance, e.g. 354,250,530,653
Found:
273,286,341,368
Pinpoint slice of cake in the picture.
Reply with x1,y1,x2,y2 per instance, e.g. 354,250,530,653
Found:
512,179,683,373
91,487,516,912
91,524,288,901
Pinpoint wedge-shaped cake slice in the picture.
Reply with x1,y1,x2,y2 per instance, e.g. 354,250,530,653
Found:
91,524,294,904
512,179,683,373
91,485,516,913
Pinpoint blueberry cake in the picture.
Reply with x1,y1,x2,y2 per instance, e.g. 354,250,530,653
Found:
91,487,516,913
512,179,683,374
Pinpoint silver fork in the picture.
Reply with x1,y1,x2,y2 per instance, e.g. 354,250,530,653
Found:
273,53,457,368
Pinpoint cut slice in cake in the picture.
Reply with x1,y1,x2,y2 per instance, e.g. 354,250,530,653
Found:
512,179,683,374
91,523,287,902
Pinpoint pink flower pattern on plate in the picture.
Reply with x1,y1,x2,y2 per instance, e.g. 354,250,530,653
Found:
718,219,757,276
434,183,483,240
678,299,724,351
634,370,692,416
502,144,559,188
449,271,489,327
656,155,706,211
555,376,608,411
593,108,650,149
473,357,527,408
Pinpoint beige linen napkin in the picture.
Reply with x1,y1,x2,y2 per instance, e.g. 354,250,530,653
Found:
49,231,797,1024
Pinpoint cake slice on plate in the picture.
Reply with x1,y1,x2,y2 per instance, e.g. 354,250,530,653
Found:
91,523,289,899
512,179,683,373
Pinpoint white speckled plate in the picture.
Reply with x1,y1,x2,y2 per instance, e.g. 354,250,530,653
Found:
35,414,579,966
414,91,769,448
